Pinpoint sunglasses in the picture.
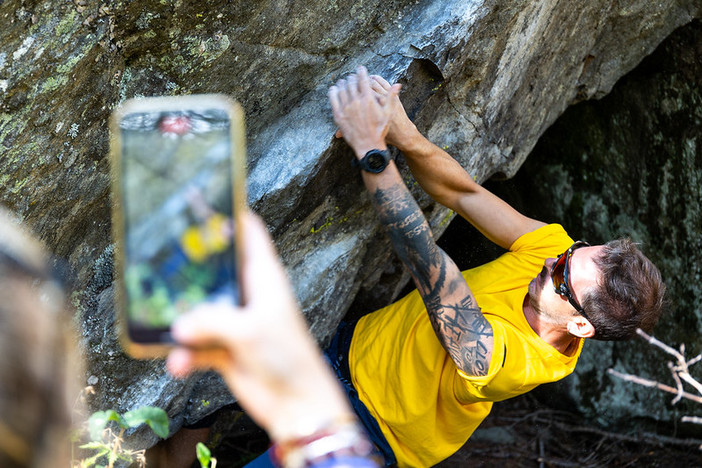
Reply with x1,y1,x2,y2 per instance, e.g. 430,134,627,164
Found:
550,241,590,317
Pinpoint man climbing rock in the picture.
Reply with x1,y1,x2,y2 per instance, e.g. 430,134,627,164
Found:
326,66,665,467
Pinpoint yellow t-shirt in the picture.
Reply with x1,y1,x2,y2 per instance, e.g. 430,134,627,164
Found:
180,214,230,263
348,224,583,467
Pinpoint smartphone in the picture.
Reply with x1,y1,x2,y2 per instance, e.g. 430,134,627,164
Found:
110,94,246,359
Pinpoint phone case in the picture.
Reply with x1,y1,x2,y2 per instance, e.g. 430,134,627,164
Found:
110,94,247,359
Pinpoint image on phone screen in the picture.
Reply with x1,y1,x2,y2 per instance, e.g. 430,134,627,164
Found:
118,106,238,344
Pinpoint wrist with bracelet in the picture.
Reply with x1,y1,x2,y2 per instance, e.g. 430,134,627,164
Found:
271,416,380,468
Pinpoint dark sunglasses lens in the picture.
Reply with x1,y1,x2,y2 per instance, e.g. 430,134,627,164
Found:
551,254,566,288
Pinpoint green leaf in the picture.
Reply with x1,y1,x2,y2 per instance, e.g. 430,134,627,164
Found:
118,451,137,462
79,448,110,467
196,442,212,467
79,442,109,450
88,410,126,440
123,406,170,439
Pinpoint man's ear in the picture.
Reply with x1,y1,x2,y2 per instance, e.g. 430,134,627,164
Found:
566,315,595,338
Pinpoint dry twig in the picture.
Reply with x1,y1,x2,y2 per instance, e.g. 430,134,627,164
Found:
636,329,702,398
607,369,702,404
608,328,702,423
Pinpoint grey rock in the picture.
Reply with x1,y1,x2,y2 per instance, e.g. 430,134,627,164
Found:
1,0,700,454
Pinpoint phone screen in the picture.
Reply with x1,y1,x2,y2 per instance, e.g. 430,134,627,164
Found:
118,104,239,344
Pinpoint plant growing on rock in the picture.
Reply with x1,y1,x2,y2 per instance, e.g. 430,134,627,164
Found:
196,442,218,468
74,406,169,468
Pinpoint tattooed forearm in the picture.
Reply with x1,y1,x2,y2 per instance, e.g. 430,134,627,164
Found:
430,302,493,375
371,182,493,376
372,184,441,287
425,295,492,375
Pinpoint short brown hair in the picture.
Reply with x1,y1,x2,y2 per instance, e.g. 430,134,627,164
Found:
581,238,665,341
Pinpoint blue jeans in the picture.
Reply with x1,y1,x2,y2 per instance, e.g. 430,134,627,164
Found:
323,321,397,467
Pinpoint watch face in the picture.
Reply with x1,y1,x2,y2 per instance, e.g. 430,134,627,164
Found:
366,151,388,172
367,153,385,171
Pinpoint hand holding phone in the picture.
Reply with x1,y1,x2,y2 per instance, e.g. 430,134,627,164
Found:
110,94,246,359
166,212,358,445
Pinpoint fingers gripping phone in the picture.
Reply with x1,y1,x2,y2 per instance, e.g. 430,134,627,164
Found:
110,95,246,359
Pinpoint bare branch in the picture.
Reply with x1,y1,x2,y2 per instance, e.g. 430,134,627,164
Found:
633,329,702,397
606,369,702,405
680,372,702,397
608,330,702,429
636,329,681,358
682,416,702,425
687,354,702,367
668,361,685,405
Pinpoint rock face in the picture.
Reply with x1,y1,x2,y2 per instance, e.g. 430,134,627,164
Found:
481,18,702,432
1,0,700,453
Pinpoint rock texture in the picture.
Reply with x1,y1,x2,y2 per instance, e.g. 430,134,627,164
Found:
1,0,700,453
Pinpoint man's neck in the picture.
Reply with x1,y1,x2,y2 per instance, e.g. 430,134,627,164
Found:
522,295,580,356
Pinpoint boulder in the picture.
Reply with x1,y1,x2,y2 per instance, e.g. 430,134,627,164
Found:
1,0,700,453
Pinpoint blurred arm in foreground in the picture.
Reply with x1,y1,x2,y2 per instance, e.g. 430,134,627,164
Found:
167,212,378,468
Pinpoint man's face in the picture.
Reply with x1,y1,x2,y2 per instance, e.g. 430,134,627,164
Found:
528,245,604,324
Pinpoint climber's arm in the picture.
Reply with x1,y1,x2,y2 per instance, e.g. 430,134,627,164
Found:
329,67,493,376
369,76,546,251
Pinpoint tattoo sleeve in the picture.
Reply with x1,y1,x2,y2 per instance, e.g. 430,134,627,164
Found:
371,182,493,376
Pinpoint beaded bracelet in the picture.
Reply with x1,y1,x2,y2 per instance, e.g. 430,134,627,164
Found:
272,419,379,468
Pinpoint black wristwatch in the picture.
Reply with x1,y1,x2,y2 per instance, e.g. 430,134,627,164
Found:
352,149,391,173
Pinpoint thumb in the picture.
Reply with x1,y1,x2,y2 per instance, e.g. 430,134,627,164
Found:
171,302,252,347
389,83,402,98
239,212,294,308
